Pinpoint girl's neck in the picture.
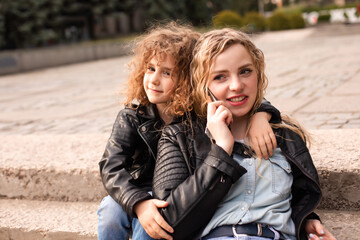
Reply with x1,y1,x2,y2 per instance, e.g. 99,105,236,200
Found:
156,104,173,125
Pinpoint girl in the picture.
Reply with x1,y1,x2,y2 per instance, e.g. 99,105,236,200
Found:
98,24,280,240
153,28,336,240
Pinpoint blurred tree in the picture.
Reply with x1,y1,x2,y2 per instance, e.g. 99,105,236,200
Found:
0,9,5,49
0,0,238,50
229,0,259,15
184,0,214,26
2,0,63,49
139,0,231,27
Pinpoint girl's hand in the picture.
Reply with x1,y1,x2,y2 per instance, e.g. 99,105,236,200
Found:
305,219,336,240
207,101,234,155
134,199,174,240
248,112,276,159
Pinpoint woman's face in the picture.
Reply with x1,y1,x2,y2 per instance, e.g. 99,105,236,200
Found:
208,43,258,121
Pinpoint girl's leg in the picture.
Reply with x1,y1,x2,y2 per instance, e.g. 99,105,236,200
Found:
131,217,156,240
97,195,131,240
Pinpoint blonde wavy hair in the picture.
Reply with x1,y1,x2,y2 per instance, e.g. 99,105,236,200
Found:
190,28,310,144
124,22,200,117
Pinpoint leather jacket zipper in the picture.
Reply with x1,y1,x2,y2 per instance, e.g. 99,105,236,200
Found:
209,174,226,190
281,150,322,239
137,123,157,160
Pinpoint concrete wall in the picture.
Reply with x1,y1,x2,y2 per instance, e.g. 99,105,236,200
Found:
0,42,132,75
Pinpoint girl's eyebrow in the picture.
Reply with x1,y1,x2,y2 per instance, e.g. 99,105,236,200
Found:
162,67,173,72
147,62,173,71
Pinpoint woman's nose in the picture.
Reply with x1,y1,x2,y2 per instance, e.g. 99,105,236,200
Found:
229,75,243,91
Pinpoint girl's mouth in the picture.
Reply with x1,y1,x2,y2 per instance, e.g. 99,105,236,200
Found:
148,88,162,93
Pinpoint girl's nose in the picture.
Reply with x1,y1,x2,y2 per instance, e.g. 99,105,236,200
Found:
229,75,243,91
149,71,160,85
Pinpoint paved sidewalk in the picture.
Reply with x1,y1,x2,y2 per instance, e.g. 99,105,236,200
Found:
0,23,360,135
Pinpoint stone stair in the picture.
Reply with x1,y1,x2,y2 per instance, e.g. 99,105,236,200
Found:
1,129,360,239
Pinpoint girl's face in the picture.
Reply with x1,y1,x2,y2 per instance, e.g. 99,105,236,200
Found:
208,43,258,122
143,54,177,111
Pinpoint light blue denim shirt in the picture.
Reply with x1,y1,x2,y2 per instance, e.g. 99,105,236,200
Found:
201,146,296,240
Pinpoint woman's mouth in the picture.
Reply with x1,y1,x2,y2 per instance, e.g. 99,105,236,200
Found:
228,96,246,102
227,95,248,106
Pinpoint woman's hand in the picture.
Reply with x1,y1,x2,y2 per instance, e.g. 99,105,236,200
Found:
305,219,336,240
248,112,276,159
207,101,234,155
134,199,174,240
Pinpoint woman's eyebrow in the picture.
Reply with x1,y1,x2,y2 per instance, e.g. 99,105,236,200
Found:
211,70,227,75
238,63,253,69
212,63,254,74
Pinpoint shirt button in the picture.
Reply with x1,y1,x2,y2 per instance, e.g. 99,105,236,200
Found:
248,190,252,194
248,160,253,166
141,126,146,131
241,207,245,210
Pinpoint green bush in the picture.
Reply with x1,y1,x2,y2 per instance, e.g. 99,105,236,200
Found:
267,11,290,31
243,12,266,32
289,12,305,29
318,13,331,22
213,10,243,28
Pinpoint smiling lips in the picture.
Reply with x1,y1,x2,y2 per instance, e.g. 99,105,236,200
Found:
227,95,248,106
148,88,162,93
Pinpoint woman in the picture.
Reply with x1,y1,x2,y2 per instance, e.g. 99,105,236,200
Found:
153,28,335,240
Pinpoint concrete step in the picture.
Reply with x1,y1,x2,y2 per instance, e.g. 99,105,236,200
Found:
0,199,97,240
0,134,108,202
0,199,359,240
1,130,360,210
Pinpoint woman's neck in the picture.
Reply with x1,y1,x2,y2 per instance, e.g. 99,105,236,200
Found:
156,104,173,125
231,115,250,140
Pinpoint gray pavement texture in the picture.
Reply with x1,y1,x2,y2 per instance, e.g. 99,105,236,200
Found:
1,23,360,135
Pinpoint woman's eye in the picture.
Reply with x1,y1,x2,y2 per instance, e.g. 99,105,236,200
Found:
213,74,225,81
240,68,252,75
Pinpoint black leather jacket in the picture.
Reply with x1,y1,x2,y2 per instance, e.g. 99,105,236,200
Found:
99,100,279,217
99,103,163,217
153,120,322,240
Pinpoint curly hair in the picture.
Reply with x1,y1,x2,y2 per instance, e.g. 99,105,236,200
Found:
190,28,310,144
124,22,200,117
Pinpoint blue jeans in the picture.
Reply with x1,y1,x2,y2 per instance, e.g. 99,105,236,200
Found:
97,195,155,240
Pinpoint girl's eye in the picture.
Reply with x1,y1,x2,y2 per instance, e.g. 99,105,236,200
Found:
163,71,171,76
147,66,155,72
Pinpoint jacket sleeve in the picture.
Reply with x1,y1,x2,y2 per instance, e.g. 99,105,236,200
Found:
153,125,247,239
256,98,281,123
99,109,152,217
